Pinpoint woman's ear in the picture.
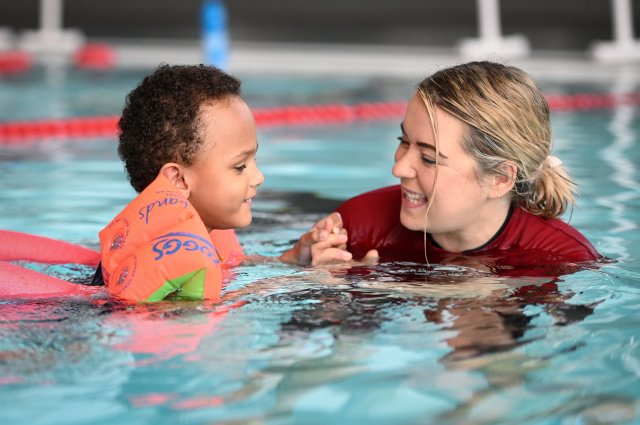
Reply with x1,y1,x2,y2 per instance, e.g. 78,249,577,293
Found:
159,163,190,197
491,161,517,199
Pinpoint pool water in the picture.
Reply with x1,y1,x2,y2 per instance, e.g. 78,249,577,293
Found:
1,67,640,425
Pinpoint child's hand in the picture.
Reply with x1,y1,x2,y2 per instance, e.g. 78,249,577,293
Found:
279,212,353,266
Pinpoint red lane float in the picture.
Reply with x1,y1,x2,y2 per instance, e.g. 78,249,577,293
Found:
0,43,117,74
1,92,640,144
73,43,116,70
251,101,408,127
0,50,33,75
546,92,640,110
0,116,120,144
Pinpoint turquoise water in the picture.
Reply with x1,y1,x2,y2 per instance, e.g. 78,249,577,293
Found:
1,68,640,425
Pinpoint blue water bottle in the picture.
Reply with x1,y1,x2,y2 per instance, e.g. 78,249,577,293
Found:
202,0,229,69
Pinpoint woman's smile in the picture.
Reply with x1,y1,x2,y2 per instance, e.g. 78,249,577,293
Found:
401,187,428,209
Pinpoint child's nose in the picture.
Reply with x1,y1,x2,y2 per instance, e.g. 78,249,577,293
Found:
252,166,265,187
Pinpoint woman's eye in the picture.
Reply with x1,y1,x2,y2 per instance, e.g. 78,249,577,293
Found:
421,156,436,166
396,136,408,146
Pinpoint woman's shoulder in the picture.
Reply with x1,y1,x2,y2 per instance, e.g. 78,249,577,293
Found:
500,207,601,262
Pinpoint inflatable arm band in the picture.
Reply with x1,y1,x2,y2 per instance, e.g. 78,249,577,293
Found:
99,174,244,303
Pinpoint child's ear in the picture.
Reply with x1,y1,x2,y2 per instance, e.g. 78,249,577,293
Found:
159,163,190,197
491,161,517,200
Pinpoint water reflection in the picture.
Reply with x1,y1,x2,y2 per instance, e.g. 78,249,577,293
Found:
268,263,598,362
0,256,619,423
598,68,639,261
238,262,600,420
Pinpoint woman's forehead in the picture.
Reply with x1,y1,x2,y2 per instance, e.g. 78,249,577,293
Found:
405,99,466,146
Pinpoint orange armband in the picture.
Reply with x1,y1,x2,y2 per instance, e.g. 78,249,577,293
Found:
99,175,225,302
210,229,244,268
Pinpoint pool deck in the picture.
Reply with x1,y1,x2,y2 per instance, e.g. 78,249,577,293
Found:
107,38,640,84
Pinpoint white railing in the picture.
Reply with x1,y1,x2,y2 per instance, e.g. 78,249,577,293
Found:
461,0,640,62
459,0,530,59
3,0,640,63
17,0,84,55
591,0,640,62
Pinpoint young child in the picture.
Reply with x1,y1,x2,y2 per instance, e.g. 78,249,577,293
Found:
99,64,348,302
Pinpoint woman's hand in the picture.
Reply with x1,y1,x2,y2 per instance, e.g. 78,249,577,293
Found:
279,212,353,266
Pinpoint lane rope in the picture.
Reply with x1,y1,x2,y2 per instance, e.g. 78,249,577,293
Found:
1,92,639,144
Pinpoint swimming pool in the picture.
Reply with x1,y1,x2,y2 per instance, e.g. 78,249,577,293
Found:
1,66,639,425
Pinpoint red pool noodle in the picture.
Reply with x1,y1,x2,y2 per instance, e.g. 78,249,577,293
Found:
0,230,101,299
0,230,100,265
0,260,102,298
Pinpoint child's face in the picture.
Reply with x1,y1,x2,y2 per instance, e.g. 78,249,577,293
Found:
185,96,264,232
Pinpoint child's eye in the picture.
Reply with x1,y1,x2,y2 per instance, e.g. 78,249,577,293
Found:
234,165,247,172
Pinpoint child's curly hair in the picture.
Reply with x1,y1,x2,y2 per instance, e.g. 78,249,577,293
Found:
118,64,241,193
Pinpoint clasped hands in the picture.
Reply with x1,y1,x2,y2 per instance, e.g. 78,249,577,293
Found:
279,212,378,266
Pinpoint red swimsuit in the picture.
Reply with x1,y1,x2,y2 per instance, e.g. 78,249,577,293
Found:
337,185,601,271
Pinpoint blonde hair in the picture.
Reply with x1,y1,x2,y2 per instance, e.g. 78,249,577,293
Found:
417,61,575,219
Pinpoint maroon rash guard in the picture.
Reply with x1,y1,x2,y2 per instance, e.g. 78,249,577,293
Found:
337,185,601,269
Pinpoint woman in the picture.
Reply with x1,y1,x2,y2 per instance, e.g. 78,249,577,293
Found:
293,61,601,269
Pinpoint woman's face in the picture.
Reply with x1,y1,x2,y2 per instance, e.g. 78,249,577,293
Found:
392,93,501,251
